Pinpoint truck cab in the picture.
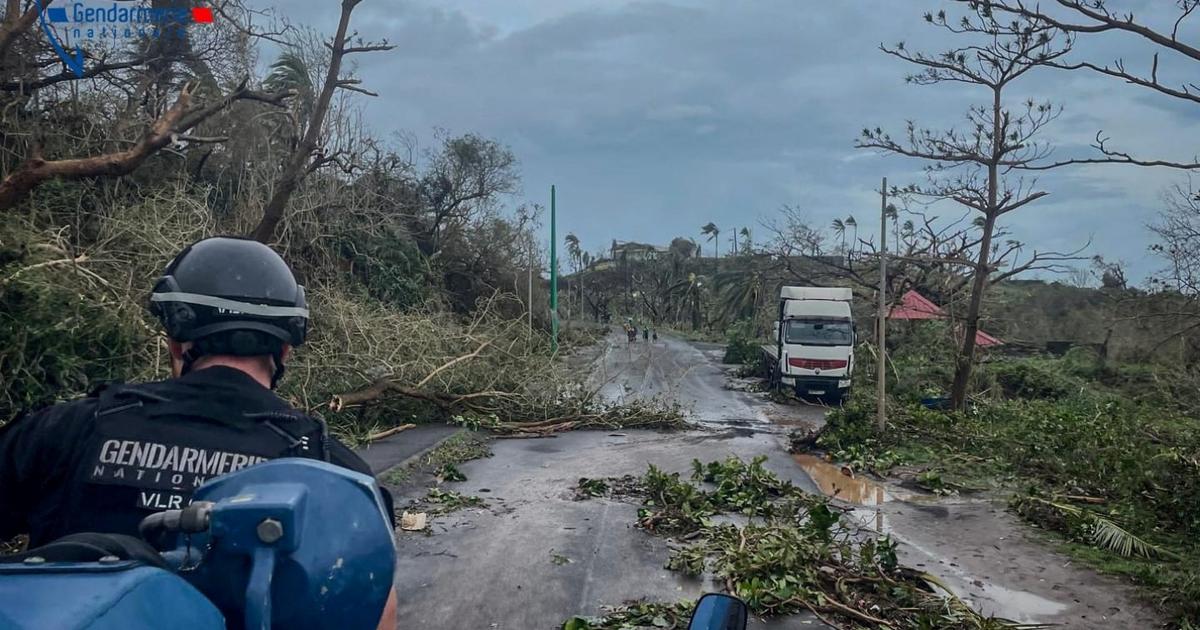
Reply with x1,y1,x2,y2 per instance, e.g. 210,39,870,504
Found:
770,287,855,402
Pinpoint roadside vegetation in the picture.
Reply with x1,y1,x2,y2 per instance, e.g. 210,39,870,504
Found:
812,346,1200,623
569,457,1029,629
0,0,686,443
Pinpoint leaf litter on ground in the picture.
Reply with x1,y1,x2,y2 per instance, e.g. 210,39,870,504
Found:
570,455,1043,629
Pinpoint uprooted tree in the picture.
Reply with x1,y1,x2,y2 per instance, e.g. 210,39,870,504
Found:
856,7,1088,410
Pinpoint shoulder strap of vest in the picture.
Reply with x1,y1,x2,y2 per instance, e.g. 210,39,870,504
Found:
93,383,173,418
241,409,332,462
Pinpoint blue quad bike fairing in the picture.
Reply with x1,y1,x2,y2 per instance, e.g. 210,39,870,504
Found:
0,459,396,630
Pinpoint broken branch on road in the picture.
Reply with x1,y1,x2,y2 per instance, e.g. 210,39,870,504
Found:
572,456,1032,629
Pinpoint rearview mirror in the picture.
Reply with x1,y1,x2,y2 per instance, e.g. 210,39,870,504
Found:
688,593,749,630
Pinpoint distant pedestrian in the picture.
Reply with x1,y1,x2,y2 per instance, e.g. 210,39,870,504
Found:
652,330,658,342
642,328,649,341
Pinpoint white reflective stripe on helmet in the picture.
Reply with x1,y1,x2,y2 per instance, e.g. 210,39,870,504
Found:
150,291,309,318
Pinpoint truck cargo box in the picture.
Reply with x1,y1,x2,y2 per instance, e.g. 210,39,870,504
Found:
779,286,852,301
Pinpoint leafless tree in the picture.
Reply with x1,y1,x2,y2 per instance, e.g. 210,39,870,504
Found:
250,0,392,242
857,7,1088,409
972,0,1200,169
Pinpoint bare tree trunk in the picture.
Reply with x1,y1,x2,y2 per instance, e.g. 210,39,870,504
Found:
250,0,386,243
0,0,45,62
950,87,1002,410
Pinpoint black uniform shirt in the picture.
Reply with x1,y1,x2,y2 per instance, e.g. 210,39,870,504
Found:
0,366,383,547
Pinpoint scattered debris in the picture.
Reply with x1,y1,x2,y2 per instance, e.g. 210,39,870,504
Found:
550,551,572,566
573,474,643,501
1013,495,1181,560
381,431,492,487
573,456,1032,629
574,478,609,500
366,423,417,443
436,463,467,483
422,488,487,515
561,600,693,630
399,511,427,532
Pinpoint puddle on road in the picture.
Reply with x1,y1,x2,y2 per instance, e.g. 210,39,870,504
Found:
968,582,1070,620
792,453,890,506
840,497,1072,624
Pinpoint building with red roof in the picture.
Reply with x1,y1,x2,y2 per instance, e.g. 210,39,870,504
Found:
888,290,1003,347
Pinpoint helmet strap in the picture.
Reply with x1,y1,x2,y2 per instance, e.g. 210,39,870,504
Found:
269,349,286,390
180,346,204,376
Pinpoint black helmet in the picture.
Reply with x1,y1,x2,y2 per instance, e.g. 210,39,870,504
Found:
149,237,308,385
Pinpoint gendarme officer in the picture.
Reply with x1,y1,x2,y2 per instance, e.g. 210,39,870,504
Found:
0,236,396,627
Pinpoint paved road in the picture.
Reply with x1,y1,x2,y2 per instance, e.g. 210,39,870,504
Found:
390,332,823,629
389,332,1157,629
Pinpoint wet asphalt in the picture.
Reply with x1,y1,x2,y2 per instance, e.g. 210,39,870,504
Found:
386,332,1158,629
388,332,825,629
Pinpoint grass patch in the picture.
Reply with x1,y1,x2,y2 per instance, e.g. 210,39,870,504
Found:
380,430,492,486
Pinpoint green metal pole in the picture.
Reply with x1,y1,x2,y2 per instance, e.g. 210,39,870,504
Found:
550,185,558,352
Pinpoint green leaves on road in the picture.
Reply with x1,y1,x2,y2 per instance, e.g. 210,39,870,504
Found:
422,488,486,515
561,601,693,630
573,456,1030,629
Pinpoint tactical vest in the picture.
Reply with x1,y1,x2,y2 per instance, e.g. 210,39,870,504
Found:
55,383,332,546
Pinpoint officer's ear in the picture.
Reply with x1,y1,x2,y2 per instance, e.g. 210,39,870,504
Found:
280,344,292,363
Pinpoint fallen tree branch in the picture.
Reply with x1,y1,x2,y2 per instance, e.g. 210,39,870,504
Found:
0,253,88,285
416,340,491,388
0,80,291,210
366,423,416,443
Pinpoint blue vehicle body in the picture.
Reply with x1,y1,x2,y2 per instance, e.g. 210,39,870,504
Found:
0,459,396,630
0,561,223,629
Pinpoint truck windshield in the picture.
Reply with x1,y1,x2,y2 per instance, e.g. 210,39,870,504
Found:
785,319,853,346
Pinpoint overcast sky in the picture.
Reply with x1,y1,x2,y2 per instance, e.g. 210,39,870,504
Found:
260,0,1200,283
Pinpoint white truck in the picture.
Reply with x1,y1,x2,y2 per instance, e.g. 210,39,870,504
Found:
761,286,856,402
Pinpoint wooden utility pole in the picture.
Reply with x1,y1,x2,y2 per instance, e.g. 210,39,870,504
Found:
876,177,888,432
527,233,533,341
550,185,559,352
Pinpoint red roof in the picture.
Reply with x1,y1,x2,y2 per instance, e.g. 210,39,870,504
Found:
888,290,1003,347
974,329,1003,347
889,290,945,320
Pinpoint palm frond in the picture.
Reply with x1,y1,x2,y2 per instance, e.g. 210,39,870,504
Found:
1024,497,1181,560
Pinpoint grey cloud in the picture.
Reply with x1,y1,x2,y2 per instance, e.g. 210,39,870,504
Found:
257,0,1200,280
